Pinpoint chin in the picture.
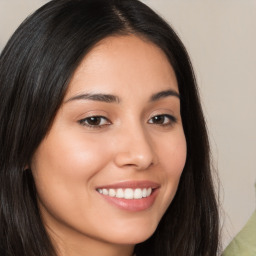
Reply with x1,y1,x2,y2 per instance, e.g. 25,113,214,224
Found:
106,221,158,245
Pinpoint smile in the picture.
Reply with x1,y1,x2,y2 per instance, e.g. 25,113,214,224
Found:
96,181,160,211
96,187,152,199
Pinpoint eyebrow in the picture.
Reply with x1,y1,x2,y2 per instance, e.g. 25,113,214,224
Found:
65,93,120,103
65,89,179,104
150,89,180,101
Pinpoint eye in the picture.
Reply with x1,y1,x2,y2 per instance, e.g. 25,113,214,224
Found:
148,114,177,126
78,116,111,128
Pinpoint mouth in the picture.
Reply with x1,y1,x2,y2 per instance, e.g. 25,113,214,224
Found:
96,181,160,211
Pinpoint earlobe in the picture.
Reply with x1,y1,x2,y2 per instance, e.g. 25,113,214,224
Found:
24,165,29,171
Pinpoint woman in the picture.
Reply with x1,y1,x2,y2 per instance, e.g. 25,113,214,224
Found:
0,0,219,255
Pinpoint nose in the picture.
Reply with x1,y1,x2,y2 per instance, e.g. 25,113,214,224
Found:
113,125,157,170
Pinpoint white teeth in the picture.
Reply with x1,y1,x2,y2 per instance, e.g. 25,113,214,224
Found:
116,188,124,198
124,188,133,199
109,189,116,197
97,187,153,199
102,189,108,195
134,188,142,199
147,188,152,197
142,188,147,197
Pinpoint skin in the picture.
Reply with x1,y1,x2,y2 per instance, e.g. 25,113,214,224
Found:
31,35,187,256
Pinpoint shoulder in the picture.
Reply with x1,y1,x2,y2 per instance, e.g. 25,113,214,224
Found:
223,210,256,256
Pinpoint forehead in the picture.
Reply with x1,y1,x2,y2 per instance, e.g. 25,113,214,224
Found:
65,35,178,99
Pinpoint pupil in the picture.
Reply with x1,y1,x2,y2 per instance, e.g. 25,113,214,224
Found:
88,117,100,125
154,116,164,124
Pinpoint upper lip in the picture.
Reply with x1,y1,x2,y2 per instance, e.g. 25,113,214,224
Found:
96,180,160,189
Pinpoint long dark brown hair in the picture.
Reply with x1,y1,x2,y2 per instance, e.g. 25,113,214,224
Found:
0,0,219,255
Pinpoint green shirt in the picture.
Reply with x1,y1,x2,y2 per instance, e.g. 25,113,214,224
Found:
223,209,256,255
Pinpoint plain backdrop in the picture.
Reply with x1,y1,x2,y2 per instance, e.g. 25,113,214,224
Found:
0,0,255,248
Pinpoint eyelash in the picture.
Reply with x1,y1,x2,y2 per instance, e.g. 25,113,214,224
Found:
78,116,111,129
78,114,177,129
148,114,177,127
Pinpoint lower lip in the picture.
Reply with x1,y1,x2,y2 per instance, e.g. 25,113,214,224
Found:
98,189,159,212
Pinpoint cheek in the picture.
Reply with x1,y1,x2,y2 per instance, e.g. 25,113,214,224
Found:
155,131,187,208
30,131,113,212
159,131,187,176
30,131,116,233
33,131,111,182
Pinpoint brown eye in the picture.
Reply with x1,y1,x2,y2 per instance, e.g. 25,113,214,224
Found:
86,117,102,126
79,116,111,128
151,115,165,124
148,114,177,126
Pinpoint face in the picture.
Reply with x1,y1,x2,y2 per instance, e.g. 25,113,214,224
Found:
31,35,187,255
